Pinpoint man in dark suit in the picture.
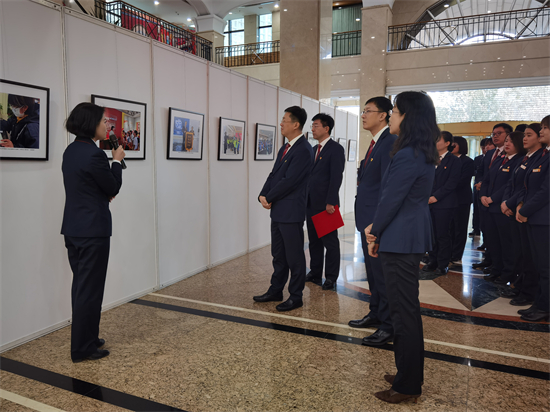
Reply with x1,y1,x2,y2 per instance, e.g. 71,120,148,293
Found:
348,97,397,347
422,131,461,276
304,113,346,291
470,138,489,237
254,106,314,312
62,102,125,363
472,123,511,270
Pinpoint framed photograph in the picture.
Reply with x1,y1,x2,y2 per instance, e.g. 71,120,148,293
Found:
167,108,204,160
254,123,276,161
0,79,49,160
348,139,357,162
91,95,146,160
338,138,346,149
218,117,245,161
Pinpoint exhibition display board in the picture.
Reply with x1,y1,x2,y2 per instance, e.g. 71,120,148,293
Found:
0,0,359,351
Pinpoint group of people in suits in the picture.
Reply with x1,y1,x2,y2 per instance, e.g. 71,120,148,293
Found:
254,106,346,312
254,94,439,404
472,119,549,322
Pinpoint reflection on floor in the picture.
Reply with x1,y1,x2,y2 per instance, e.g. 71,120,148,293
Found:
1,213,549,412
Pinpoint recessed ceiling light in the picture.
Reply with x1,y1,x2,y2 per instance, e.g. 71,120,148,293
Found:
284,9,287,11
356,18,360,21
371,36,375,39
444,4,449,7
487,10,491,12
229,12,232,14
274,3,279,7
187,18,192,21
154,1,159,4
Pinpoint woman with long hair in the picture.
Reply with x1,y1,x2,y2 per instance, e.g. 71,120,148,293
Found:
365,91,438,403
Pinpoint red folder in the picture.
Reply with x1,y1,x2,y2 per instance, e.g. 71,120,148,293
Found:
311,205,344,238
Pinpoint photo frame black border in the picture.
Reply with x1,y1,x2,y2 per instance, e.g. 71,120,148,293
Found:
166,107,205,160
218,117,246,161
254,123,276,161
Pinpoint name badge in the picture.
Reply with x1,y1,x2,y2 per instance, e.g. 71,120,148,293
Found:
533,168,541,172
370,158,373,162
502,168,510,172
520,165,527,169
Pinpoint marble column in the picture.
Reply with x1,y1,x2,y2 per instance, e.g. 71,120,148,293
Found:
244,14,258,44
272,11,281,41
279,0,332,102
358,0,393,159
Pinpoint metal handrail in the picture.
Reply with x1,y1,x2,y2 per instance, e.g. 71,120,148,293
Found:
388,6,550,51
215,40,280,67
93,0,213,61
332,30,361,57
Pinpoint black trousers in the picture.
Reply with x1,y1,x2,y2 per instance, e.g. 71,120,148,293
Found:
428,208,455,270
527,224,550,312
65,235,110,361
306,214,340,282
380,252,424,395
485,213,515,281
267,221,306,301
360,232,393,333
472,190,480,233
512,220,539,300
451,203,471,261
479,209,492,263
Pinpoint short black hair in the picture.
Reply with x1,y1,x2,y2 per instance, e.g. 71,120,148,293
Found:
312,113,335,135
493,123,513,134
440,131,454,151
285,106,307,130
514,124,528,132
480,138,488,147
66,102,104,138
453,136,468,155
485,138,495,146
365,96,393,123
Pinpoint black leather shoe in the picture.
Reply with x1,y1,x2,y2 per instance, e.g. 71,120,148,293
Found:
521,309,550,322
253,292,283,302
96,339,105,348
305,273,322,285
433,267,448,276
348,315,381,328
421,255,430,264
472,261,491,269
276,299,303,312
476,244,486,251
500,288,519,299
362,329,393,346
322,279,336,290
484,273,499,282
518,305,536,315
510,297,534,306
73,349,110,363
483,266,493,275
421,265,436,273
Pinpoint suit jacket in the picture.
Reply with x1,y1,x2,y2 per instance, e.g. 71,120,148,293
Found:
371,146,435,253
481,155,522,214
61,137,123,237
503,149,543,209
456,155,475,206
260,135,314,223
354,128,398,232
430,152,461,209
307,138,346,215
473,154,484,184
520,150,549,226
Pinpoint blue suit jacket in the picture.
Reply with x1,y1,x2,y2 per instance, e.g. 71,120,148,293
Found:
260,135,314,223
307,138,345,215
503,149,542,209
371,147,435,254
354,128,398,232
520,150,549,226
456,155,475,206
61,137,123,237
430,152,461,209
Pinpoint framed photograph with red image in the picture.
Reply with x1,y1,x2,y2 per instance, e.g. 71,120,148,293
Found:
91,95,146,160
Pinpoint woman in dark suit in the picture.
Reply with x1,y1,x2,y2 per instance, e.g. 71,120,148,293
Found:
365,91,439,404
517,115,549,322
62,102,125,362
501,124,542,304
480,132,525,284
450,136,475,263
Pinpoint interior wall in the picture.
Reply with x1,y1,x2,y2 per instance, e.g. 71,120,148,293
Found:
344,112,359,215
0,0,359,352
333,108,348,212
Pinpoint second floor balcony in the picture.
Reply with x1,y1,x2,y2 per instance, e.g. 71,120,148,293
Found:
215,40,280,68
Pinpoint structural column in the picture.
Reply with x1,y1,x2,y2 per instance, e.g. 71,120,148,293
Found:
279,0,332,102
195,14,226,53
359,0,393,158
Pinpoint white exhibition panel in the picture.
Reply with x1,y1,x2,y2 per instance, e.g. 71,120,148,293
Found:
152,44,209,286
247,79,278,250
208,65,249,265
344,113,360,214
0,0,69,349
334,108,349,213
64,11,158,306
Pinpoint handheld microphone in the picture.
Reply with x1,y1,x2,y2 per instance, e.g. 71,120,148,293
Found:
108,134,127,169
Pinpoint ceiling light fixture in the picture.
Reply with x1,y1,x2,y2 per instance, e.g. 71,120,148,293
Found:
154,1,159,4
229,12,232,14
274,3,279,7
356,18,360,21
444,4,449,7
187,18,192,21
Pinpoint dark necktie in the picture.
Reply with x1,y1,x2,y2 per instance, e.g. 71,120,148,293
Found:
543,148,548,157
501,157,509,167
489,149,500,168
315,145,322,162
363,139,376,168
281,143,290,160
523,155,528,162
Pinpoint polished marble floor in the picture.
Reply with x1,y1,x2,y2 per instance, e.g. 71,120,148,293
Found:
1,213,549,411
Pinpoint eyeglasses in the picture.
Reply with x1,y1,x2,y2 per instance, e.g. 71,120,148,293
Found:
361,110,384,115
311,123,324,129
492,131,508,137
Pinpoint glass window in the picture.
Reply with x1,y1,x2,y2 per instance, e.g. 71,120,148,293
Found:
257,14,273,46
259,14,272,27
224,18,245,47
